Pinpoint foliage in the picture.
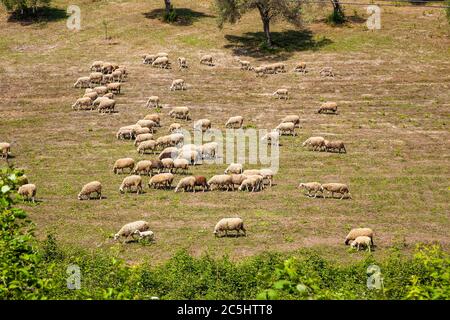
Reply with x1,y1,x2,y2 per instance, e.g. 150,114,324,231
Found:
326,0,346,25
1,0,51,14
162,6,178,23
446,0,450,24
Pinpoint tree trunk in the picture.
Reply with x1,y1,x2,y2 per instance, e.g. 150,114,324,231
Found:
164,0,171,15
256,5,272,47
331,0,343,16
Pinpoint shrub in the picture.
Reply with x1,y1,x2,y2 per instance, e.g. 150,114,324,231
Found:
1,0,51,14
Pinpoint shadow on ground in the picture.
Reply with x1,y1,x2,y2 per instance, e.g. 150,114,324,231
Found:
224,29,332,60
143,8,214,26
7,7,68,26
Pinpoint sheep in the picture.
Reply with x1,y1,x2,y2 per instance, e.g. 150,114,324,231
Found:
150,159,164,174
344,228,374,245
144,114,161,126
137,140,157,155
239,175,263,192
157,52,169,58
254,65,268,77
281,115,300,128
152,56,170,69
230,174,247,188
200,54,214,66
177,149,200,165
78,181,102,200
270,62,287,73
178,57,188,69
225,116,243,129
148,173,174,189
242,169,261,176
112,70,123,82
224,163,243,175
73,76,90,88
119,175,143,194
113,158,134,174
207,175,234,191
145,96,160,108
261,131,280,146
320,67,334,77
117,128,134,140
193,118,211,132
136,119,157,133
169,122,182,133
174,176,196,192
17,183,37,202
169,79,185,91
107,82,121,94
116,66,127,79
321,183,351,199
98,99,116,113
135,127,151,135
133,230,155,241
194,176,209,192
237,59,251,70
83,91,98,101
92,86,108,96
200,142,218,160
132,160,153,176
90,61,103,72
142,54,157,64
293,61,307,73
260,168,274,187
161,158,174,172
214,218,246,237
273,88,289,100
302,137,326,151
169,106,190,120
173,158,189,174
100,62,113,74
324,140,346,153
110,62,120,71
85,88,94,94
159,147,179,160
318,101,338,114
298,182,323,198
275,122,296,136
72,97,93,111
156,135,172,149
351,236,373,252
89,72,103,86
103,92,114,99
134,133,154,146
114,221,150,241
0,142,11,159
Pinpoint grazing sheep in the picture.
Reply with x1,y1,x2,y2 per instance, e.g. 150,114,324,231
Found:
273,88,289,100
193,118,211,132
144,114,161,126
293,61,307,73
230,174,247,188
302,137,326,151
136,119,157,133
200,142,218,160
78,181,102,200
320,67,334,77
116,66,127,79
159,147,179,160
225,116,243,129
169,106,190,120
72,97,93,111
114,221,150,241
324,140,346,153
275,122,296,136
119,175,143,194
270,62,287,73
145,96,160,108
318,101,338,114
98,99,116,113
298,182,323,198
113,158,135,174
155,135,172,149
134,133,154,146
18,183,37,202
261,131,280,146
281,115,300,128
83,91,98,101
92,96,111,109
142,54,157,64
73,76,90,88
260,168,274,187
0,142,11,159
137,140,157,155
107,82,121,94
152,56,170,69
237,59,251,70
208,175,234,191
103,92,114,99
254,65,268,77
133,230,155,241
178,149,200,165
112,70,123,82
214,218,246,237
200,54,214,66
93,86,108,95
174,176,196,192
242,169,261,176
321,183,351,199
149,173,174,189
132,160,153,176
90,61,103,72
150,159,163,174
239,175,263,192
169,79,185,91
351,236,373,252
194,176,209,192
89,72,103,86
135,127,151,135
168,133,184,147
178,57,188,69
173,158,189,174
161,158,174,172
169,122,182,133
117,128,134,140
345,228,374,245
101,62,114,74
224,163,243,175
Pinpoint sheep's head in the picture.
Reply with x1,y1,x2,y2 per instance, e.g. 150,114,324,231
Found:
298,183,304,189
113,233,120,240
350,240,357,248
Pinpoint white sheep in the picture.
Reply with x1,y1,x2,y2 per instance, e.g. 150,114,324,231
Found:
134,133,154,146
293,61,307,73
113,158,135,174
261,131,280,145
90,61,103,72
159,147,179,160
133,230,155,241
101,74,113,85
324,140,346,153
0,142,11,159
18,183,37,202
136,119,157,133
321,183,351,199
83,91,98,101
193,119,211,132
107,82,121,94
239,175,263,192
152,56,170,69
73,76,90,88
281,115,300,128
177,149,200,165
275,122,296,136
170,79,185,91
148,173,174,189
114,221,150,241
273,88,289,100
200,54,214,66
237,59,251,70
207,175,234,191
93,86,109,95
169,122,182,133
98,99,116,113
72,97,93,111
298,182,323,198
351,236,373,252
302,137,326,151
161,158,174,172
320,67,334,77
214,218,246,237
137,140,157,154
132,160,153,176
174,176,196,192
259,168,274,187
224,163,243,174
119,175,143,194
200,142,218,160
225,116,243,129
89,72,103,86
318,101,338,114
144,114,161,126
172,158,189,174
345,228,374,245
145,96,160,108
78,181,102,200
178,57,188,69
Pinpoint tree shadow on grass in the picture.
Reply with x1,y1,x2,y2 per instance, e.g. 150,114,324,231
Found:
224,29,332,61
143,8,214,26
7,7,68,26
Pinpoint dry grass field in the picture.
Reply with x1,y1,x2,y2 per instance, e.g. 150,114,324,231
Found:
0,0,449,265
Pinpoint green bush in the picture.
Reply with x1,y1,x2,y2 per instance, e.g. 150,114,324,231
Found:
162,6,178,23
326,9,346,25
446,0,450,24
1,0,51,14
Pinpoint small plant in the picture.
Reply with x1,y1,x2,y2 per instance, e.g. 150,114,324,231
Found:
326,10,346,25
162,6,178,23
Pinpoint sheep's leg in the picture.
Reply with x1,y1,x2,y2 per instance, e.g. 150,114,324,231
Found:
340,193,344,200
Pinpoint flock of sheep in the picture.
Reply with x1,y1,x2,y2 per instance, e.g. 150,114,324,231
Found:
0,51,374,252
